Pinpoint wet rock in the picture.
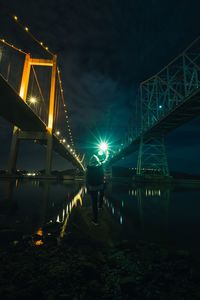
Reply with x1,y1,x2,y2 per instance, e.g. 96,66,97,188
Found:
79,261,100,279
175,249,190,257
119,276,136,293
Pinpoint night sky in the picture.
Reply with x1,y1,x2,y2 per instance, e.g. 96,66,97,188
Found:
0,0,200,173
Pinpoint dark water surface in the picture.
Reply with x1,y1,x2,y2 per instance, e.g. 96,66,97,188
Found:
0,179,200,250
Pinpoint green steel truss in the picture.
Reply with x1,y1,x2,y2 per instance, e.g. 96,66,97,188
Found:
140,37,200,132
108,37,200,171
136,135,169,176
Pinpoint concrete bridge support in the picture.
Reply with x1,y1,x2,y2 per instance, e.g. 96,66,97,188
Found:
8,130,53,176
7,53,57,176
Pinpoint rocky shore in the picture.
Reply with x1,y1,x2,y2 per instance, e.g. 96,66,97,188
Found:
1,206,200,300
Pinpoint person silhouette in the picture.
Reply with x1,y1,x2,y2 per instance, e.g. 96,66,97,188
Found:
86,155,105,225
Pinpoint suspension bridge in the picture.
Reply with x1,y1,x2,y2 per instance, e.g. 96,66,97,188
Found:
0,14,85,175
108,37,200,177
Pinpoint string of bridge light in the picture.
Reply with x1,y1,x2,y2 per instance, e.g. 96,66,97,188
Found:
11,15,54,56
55,68,82,162
0,38,27,55
57,68,75,147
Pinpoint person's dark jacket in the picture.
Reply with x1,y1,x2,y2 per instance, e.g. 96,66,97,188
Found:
86,165,104,187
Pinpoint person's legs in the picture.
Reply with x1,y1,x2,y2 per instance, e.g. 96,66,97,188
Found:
90,191,98,223
99,189,104,209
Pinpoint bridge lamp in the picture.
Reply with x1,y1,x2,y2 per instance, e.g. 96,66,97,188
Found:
62,139,66,143
29,97,37,104
56,130,60,136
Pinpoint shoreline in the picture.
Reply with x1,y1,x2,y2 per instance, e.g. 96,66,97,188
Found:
1,206,200,299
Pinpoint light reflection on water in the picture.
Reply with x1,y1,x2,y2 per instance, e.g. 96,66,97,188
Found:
103,183,200,249
1,180,200,249
0,180,84,246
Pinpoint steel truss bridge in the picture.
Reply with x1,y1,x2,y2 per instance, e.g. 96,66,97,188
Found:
108,37,200,176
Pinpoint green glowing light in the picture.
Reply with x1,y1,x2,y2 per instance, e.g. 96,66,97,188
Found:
99,142,108,151
96,140,110,164
98,150,104,156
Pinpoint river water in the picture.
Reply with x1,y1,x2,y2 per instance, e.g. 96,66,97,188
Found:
0,179,200,250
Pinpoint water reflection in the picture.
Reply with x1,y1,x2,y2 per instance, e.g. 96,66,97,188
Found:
1,179,200,249
104,184,180,246
105,183,200,248
60,187,84,239
0,179,84,246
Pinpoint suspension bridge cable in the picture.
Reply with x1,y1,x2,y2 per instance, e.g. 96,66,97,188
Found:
0,38,27,55
31,66,46,105
31,65,49,120
57,68,75,148
11,15,54,56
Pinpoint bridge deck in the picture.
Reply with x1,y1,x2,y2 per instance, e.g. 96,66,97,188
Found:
0,75,83,170
0,75,46,131
109,88,200,164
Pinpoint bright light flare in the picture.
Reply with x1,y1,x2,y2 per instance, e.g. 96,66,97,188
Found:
99,142,108,151
29,97,37,104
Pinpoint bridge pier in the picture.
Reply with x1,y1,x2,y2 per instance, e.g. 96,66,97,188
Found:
7,130,53,176
8,127,20,174
45,134,53,176
136,135,169,177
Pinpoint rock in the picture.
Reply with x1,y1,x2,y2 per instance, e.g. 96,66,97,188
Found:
119,276,136,293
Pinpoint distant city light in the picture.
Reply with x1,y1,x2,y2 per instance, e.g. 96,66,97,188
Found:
159,105,162,109
27,172,36,176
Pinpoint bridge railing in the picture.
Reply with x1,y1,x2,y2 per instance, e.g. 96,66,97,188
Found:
0,40,51,126
0,39,25,94
140,36,200,131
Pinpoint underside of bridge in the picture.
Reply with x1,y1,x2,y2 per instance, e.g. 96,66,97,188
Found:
108,87,200,176
0,74,84,174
